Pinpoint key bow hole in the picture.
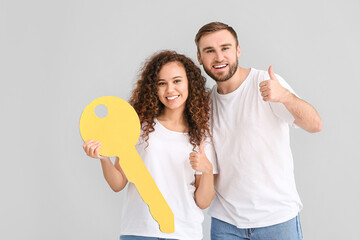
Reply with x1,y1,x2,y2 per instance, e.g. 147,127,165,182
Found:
95,104,108,118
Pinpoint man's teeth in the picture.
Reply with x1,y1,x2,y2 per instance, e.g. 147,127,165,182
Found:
166,96,179,100
214,64,227,69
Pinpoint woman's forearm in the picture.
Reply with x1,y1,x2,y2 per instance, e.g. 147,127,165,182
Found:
100,157,128,192
194,173,215,209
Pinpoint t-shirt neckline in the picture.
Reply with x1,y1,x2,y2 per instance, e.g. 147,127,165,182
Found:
214,67,254,98
154,118,188,135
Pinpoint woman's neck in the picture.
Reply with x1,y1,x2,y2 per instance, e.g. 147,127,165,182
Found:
157,108,188,132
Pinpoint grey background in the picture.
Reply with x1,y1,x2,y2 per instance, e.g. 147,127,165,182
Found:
1,0,359,239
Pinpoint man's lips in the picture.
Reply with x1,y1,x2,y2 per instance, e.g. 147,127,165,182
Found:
213,64,228,70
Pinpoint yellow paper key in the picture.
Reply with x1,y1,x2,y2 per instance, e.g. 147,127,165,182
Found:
79,96,174,233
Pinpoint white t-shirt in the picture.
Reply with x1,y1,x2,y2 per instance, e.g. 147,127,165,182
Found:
120,119,218,240
208,68,303,228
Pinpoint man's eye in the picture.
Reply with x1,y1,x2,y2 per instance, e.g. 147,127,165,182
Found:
206,50,214,53
222,47,229,51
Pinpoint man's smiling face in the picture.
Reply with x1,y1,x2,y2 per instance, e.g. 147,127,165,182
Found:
197,29,241,82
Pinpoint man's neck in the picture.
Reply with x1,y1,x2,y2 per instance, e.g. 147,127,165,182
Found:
216,67,251,95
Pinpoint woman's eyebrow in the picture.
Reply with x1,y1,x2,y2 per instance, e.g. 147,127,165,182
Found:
158,76,182,81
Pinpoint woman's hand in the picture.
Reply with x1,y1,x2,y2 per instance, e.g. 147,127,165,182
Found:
189,141,213,174
83,140,127,192
191,140,216,209
83,140,108,160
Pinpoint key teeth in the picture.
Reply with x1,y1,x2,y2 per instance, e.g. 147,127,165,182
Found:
145,200,175,233
128,175,175,233
117,148,174,233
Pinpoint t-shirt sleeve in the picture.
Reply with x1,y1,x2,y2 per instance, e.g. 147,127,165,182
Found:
195,138,218,175
266,73,300,128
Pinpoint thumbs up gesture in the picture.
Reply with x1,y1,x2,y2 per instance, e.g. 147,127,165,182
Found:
259,66,290,103
189,141,213,174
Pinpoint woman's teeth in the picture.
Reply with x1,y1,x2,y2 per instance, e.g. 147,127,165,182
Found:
166,96,179,100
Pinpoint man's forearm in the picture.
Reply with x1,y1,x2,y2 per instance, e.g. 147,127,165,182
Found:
282,91,322,133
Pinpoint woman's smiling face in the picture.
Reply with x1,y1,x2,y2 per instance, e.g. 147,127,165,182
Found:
157,61,189,112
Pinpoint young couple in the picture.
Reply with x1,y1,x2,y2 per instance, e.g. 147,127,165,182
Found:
83,22,322,240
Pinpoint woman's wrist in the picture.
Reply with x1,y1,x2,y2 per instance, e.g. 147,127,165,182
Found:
202,161,213,175
99,156,111,162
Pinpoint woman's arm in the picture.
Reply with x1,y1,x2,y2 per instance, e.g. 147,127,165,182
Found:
194,173,215,209
83,140,128,192
189,141,215,209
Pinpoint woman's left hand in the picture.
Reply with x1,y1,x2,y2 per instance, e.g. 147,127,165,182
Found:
189,141,213,174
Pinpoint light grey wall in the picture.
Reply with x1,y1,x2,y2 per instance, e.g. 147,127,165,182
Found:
1,0,359,239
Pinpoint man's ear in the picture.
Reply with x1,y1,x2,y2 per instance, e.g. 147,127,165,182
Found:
236,44,241,59
197,52,203,65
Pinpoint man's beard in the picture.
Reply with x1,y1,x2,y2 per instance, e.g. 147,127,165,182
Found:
204,61,238,82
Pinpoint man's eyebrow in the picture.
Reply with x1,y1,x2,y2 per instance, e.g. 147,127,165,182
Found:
201,43,233,52
202,46,214,52
221,43,232,47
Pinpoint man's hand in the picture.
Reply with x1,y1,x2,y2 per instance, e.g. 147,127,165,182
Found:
259,65,291,103
189,141,213,174
259,65,322,133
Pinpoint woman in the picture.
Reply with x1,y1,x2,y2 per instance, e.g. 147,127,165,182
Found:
83,50,217,240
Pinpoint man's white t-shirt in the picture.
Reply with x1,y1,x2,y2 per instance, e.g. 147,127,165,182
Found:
208,68,303,228
120,119,218,240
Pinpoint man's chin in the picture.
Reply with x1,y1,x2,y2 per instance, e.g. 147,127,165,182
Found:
205,64,238,82
212,73,232,82
206,71,229,82
214,76,231,82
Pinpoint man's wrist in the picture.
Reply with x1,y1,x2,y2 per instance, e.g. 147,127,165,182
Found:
280,89,292,104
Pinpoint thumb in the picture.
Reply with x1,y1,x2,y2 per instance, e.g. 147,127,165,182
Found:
199,140,205,154
268,65,276,80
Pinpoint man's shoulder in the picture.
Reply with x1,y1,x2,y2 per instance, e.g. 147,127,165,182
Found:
251,67,286,82
209,84,217,97
248,68,268,82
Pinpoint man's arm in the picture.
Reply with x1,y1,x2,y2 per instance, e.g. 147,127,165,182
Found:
280,92,322,132
259,66,322,133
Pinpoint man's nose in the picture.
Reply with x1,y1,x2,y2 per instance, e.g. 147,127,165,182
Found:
214,51,224,62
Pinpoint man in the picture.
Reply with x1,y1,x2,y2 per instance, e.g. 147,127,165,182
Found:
195,22,322,240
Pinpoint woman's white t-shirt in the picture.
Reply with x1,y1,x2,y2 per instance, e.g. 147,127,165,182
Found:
120,119,218,240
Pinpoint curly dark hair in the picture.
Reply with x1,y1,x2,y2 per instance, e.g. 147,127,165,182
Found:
129,50,210,150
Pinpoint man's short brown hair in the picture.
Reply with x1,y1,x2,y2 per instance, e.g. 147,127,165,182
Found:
195,22,239,51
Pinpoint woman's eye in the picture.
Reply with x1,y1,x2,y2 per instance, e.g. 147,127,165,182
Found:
174,80,181,83
158,82,166,86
